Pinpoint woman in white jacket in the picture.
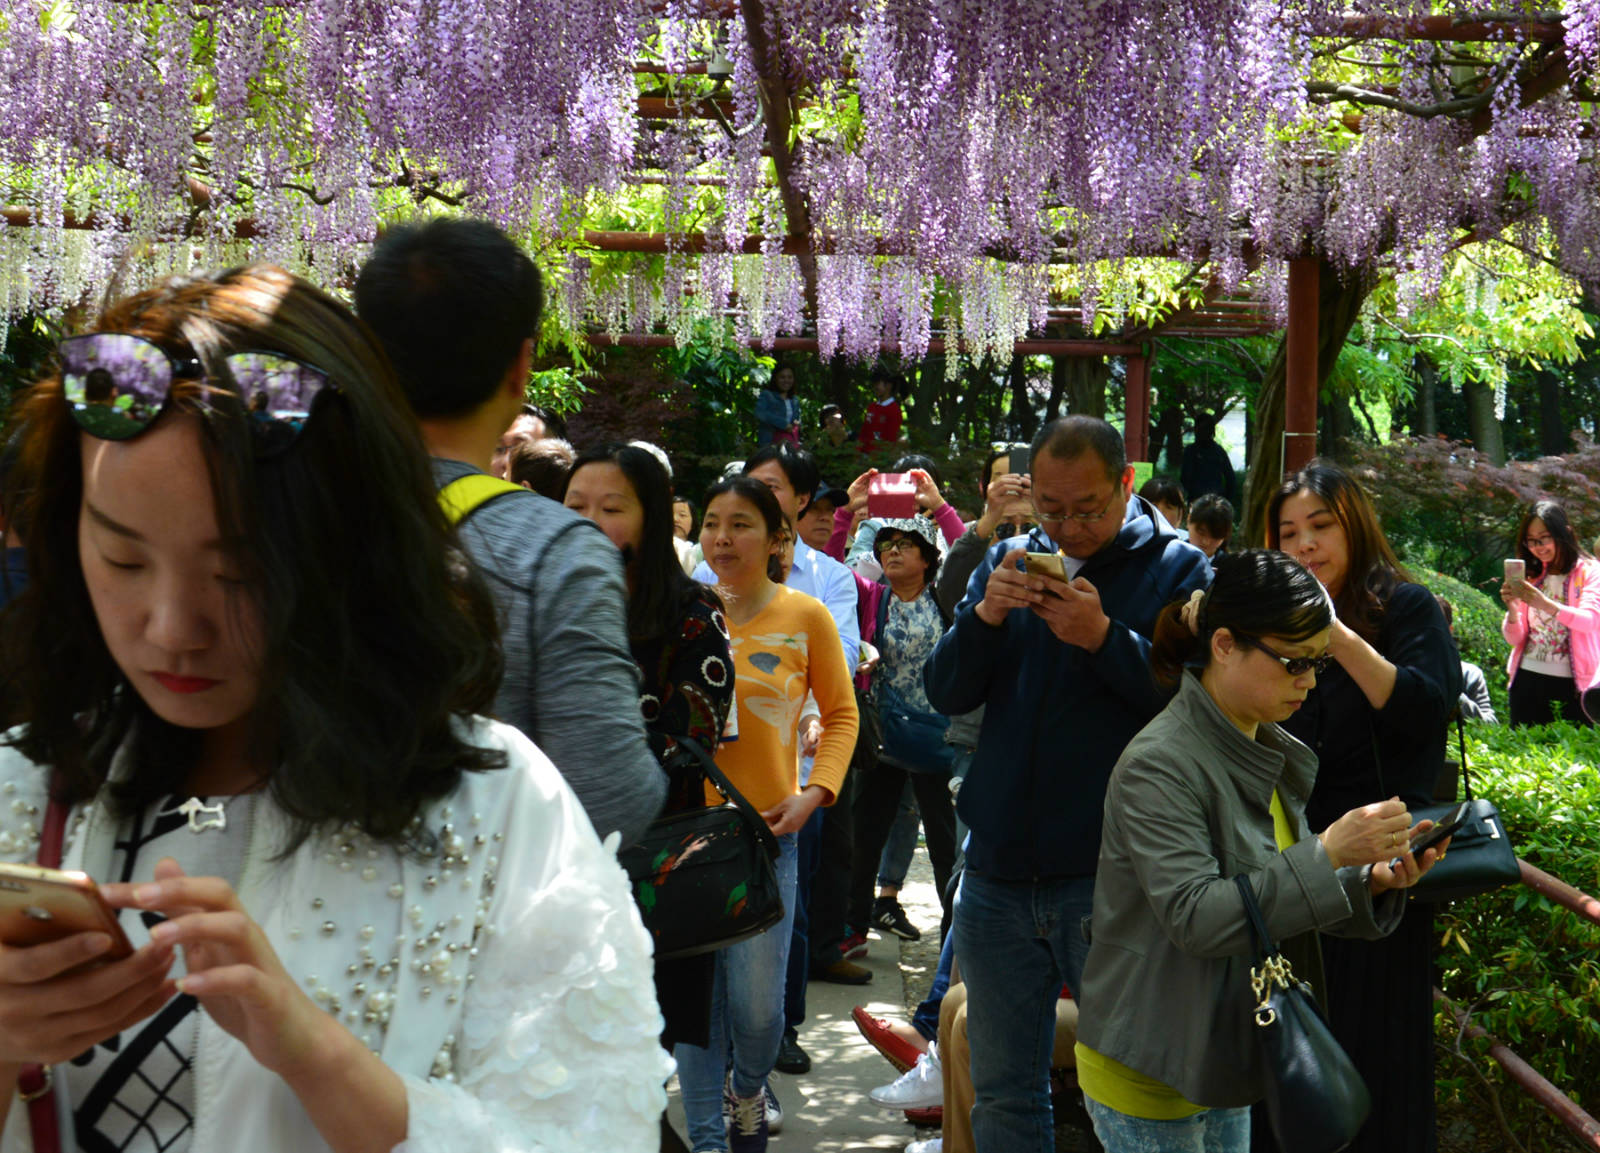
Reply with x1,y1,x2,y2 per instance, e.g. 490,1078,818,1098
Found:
0,266,670,1152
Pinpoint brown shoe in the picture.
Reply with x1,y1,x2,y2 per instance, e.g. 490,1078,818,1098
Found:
810,957,873,985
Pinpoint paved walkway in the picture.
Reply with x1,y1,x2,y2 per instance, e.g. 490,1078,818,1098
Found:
664,865,945,1153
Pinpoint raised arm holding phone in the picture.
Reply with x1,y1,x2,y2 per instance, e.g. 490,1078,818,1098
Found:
1499,499,1600,726
922,417,1210,1153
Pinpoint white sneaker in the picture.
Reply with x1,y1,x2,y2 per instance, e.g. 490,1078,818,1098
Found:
906,1138,943,1153
870,1043,943,1110
765,1082,783,1134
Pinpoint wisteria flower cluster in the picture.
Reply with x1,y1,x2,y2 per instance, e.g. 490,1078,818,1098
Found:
0,1,1596,363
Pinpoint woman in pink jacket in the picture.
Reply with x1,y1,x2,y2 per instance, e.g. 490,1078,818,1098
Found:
1501,499,1600,726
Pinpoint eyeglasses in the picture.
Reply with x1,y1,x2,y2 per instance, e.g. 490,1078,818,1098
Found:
1032,489,1120,526
60,332,336,457
1238,635,1333,677
1526,535,1554,548
876,538,919,555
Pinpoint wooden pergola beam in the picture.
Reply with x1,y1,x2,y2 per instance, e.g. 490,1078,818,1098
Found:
1332,12,1564,43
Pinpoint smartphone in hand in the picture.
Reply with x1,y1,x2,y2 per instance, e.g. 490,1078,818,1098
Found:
1504,558,1526,584
867,472,918,519
1399,801,1471,864
0,863,134,959
1024,552,1069,584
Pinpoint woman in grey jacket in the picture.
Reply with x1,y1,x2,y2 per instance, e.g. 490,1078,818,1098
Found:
1074,551,1448,1153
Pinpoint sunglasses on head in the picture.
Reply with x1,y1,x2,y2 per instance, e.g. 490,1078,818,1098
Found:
60,332,336,456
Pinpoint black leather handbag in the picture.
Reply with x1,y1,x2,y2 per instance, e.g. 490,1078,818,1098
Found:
1412,718,1521,902
1234,875,1371,1153
620,737,784,960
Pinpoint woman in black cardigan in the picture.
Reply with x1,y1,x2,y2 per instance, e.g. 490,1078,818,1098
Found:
1268,461,1462,1153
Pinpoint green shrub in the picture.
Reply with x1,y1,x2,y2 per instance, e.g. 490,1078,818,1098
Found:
1433,721,1600,1150
1410,567,1510,721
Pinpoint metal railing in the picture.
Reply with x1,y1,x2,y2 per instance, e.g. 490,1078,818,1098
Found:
1433,858,1600,1150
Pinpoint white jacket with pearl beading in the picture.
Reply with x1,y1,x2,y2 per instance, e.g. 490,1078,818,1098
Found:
0,717,671,1153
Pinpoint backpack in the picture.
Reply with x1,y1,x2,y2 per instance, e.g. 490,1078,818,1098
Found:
437,472,525,525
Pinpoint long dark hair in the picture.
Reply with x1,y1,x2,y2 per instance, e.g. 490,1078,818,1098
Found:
703,476,788,583
570,443,720,642
1266,460,1407,643
1150,550,1332,687
0,265,505,852
1516,499,1584,579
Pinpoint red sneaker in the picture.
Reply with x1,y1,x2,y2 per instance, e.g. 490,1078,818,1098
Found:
905,1106,943,1127
851,1005,925,1075
842,931,869,960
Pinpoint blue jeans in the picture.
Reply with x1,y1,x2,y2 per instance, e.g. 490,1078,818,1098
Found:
956,868,1095,1153
782,806,824,1032
675,832,799,1152
910,871,961,1041
1085,1098,1251,1153
876,781,920,887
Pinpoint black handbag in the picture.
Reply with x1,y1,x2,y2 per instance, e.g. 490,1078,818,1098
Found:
620,736,784,960
1411,718,1521,902
852,684,883,776
1234,875,1371,1153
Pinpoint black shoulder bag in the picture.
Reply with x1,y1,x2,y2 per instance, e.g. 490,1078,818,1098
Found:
619,736,785,959
1233,875,1371,1153
1409,718,1521,902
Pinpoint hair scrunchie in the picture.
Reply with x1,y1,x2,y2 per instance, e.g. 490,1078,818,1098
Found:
1180,587,1207,637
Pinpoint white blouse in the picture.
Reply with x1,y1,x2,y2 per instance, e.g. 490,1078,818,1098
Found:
0,717,671,1153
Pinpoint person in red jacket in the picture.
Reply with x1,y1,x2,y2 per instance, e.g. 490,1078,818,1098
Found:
858,367,904,453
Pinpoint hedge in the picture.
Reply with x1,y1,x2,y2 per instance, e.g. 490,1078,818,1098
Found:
1432,721,1600,1150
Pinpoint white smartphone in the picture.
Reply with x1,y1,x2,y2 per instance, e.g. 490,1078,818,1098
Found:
1504,558,1526,583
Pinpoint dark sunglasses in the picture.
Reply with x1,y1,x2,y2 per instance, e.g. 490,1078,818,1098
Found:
60,332,336,456
1238,635,1333,677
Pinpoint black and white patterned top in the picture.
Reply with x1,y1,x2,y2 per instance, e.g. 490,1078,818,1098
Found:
66,794,257,1153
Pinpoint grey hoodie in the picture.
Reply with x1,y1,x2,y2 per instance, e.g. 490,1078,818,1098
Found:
1077,672,1404,1108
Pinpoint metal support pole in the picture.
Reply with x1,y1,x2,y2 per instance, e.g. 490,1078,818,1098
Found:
1283,258,1320,475
1124,354,1151,463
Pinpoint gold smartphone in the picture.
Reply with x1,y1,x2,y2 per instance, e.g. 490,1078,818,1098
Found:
1026,553,1069,583
0,863,134,959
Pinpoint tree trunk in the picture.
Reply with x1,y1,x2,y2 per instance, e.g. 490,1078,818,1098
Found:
1320,395,1356,456
1414,354,1438,437
906,362,940,439
1241,258,1373,546
1008,356,1038,442
1046,357,1068,422
1464,379,1506,464
1064,357,1109,420
1537,370,1567,455
827,354,851,411
1152,406,1184,473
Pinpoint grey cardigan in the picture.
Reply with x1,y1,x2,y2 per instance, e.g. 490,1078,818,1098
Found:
1076,672,1405,1108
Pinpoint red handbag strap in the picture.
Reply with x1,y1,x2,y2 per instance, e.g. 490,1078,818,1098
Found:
19,781,70,1153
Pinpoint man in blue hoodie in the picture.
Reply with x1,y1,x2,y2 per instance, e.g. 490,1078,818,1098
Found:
923,416,1210,1153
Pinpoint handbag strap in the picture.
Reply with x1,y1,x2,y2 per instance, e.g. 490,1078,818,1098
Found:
1455,714,1475,801
675,736,782,862
1233,874,1281,966
20,779,70,1153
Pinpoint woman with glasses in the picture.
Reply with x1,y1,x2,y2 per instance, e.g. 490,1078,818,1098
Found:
0,266,670,1153
1268,461,1462,1153
844,520,959,952
1500,499,1600,726
1075,550,1443,1153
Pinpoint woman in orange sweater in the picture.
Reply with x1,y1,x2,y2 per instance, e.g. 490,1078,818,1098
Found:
676,476,859,1153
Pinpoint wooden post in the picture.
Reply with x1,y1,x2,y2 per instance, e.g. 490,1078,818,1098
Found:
1284,259,1320,474
1124,354,1151,462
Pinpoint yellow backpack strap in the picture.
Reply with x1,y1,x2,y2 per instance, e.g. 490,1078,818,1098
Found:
438,473,525,526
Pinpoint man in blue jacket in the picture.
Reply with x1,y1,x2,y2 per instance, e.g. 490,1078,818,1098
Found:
923,415,1210,1153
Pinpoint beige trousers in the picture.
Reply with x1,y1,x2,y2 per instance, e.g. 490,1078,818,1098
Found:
938,981,1079,1153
